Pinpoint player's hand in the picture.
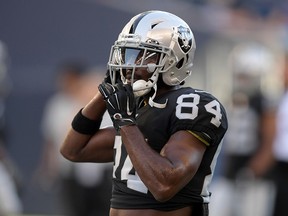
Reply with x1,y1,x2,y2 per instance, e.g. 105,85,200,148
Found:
98,82,136,131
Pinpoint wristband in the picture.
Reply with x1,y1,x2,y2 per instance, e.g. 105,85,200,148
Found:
71,108,102,135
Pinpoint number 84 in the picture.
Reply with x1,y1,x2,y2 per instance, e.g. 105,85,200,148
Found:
175,93,222,127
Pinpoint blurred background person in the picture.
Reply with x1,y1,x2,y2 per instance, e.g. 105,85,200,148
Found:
36,61,112,216
225,42,276,180
271,51,288,216
0,41,23,215
209,42,277,216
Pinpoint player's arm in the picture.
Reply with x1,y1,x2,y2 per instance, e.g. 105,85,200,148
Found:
248,108,276,176
60,91,116,163
120,126,206,202
97,82,207,201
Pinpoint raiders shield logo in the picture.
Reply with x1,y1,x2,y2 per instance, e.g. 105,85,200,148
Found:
177,26,192,53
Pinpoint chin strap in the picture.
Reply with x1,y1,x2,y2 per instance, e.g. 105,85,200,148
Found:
148,83,168,109
132,71,168,108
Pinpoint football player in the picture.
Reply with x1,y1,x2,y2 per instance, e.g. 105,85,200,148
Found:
60,10,228,216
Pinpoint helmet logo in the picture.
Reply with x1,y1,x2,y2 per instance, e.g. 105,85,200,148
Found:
177,26,192,53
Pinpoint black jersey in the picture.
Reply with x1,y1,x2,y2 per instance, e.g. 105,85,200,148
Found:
111,87,228,211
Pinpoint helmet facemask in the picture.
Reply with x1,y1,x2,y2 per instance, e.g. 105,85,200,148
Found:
108,36,170,97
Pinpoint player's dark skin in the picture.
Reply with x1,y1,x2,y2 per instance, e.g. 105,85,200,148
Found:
60,65,207,216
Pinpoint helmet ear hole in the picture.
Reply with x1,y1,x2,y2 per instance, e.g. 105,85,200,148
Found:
176,58,184,69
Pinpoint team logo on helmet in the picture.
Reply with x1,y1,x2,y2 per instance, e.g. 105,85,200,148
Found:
177,26,192,53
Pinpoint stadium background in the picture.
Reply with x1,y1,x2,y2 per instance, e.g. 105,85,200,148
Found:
0,0,287,215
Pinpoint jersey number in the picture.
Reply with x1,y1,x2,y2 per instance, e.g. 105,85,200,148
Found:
176,93,222,127
113,137,148,193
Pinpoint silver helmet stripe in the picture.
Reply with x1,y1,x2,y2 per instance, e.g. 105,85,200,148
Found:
128,11,152,34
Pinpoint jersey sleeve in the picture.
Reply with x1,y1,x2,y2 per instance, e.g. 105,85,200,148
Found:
169,89,228,146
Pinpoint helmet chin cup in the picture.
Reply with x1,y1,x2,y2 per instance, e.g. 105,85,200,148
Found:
133,80,151,97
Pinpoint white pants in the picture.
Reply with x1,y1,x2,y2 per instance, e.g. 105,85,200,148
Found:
209,176,275,216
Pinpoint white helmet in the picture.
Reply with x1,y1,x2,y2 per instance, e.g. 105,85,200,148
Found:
107,10,196,97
